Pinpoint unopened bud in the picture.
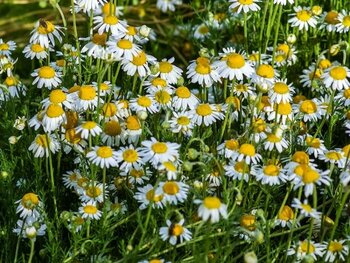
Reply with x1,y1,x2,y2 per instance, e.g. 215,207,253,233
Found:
25,226,37,239
287,34,297,44
139,25,151,38
183,161,193,172
311,5,322,16
330,44,341,56
137,110,148,121
187,148,199,160
244,251,258,263
9,136,20,145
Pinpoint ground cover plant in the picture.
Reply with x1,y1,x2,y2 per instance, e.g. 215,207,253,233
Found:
1,0,350,262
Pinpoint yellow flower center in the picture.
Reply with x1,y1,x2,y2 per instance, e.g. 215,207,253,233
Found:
145,189,163,202
155,90,171,104
69,173,78,182
151,78,167,87
56,59,65,67
127,26,137,35
214,12,226,21
64,111,79,129
225,139,239,150
239,144,256,156
86,186,101,198
96,146,113,158
240,214,256,230
117,39,132,49
177,116,190,126
277,102,292,115
319,59,331,70
0,43,9,50
325,11,339,24
162,181,179,195
132,51,147,66
196,104,213,116
253,118,266,132
235,84,248,92
328,241,343,252
273,82,289,94
306,137,321,148
302,169,320,184
65,128,81,144
234,161,246,173
176,86,191,98
225,96,241,110
126,116,141,130
83,205,98,214
37,20,55,34
329,66,347,80
77,177,89,188
198,25,209,34
267,134,282,143
68,84,81,94
171,224,184,236
203,196,221,209
31,44,45,52
301,204,313,213
49,90,66,103
137,96,152,107
21,193,39,209
74,217,85,225
292,151,309,164
296,10,312,22
38,66,55,79
163,161,177,171
294,164,310,177
226,53,245,69
35,134,49,147
275,54,286,63
122,149,138,163
195,57,211,74
104,120,121,136
4,76,18,86
79,85,96,100
278,205,294,221
249,53,259,62
300,100,317,114
256,64,274,78
343,16,350,26
277,44,290,55
344,89,350,99
326,151,342,160
82,121,97,130
46,104,64,118
159,61,173,73
152,142,168,154
130,169,144,178
300,241,315,253
263,164,280,176
104,15,118,25
92,33,107,46
102,2,116,15
102,103,117,117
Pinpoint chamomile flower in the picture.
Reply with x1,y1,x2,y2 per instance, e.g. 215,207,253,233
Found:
23,43,48,60
158,181,189,205
156,0,182,13
134,184,165,210
75,85,103,111
264,133,289,153
63,128,87,154
319,150,346,168
157,161,178,180
120,167,150,185
107,37,141,61
267,102,294,124
336,10,350,33
224,160,251,182
77,0,106,13
0,39,16,57
319,11,339,32
31,66,62,90
301,135,327,158
269,80,294,104
206,169,222,186
125,115,142,144
115,145,144,172
30,19,64,48
101,119,126,146
169,111,194,137
143,77,170,93
42,104,67,132
321,240,349,262
81,33,107,58
215,48,254,81
86,146,118,168
159,219,192,245
3,75,26,98
79,201,102,220
140,138,180,167
13,216,46,239
80,183,106,203
235,143,262,165
296,167,330,197
217,139,240,159
292,199,322,220
15,193,42,219
29,133,60,158
229,0,261,14
194,196,228,223
193,23,210,40
28,110,45,130
273,0,294,5
93,14,127,36
287,240,324,262
322,64,350,90
274,205,295,228
253,163,287,186
251,64,276,90
295,98,324,122
62,169,82,189
288,6,318,31
300,64,323,89
155,57,183,85
41,89,74,109
121,50,156,77
130,95,159,114
187,57,221,87
76,121,102,139
191,103,224,126
232,82,254,99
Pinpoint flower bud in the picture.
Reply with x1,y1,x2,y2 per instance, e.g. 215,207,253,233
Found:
139,25,151,38
253,230,264,244
330,44,340,56
8,136,20,145
183,161,193,172
137,110,148,121
1,171,9,179
301,254,315,263
312,5,322,16
244,251,258,263
25,226,37,239
287,34,297,44
187,148,199,160
193,180,203,189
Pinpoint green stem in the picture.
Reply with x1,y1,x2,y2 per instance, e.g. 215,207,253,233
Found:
102,167,107,204
71,0,82,83
47,135,59,223
329,186,349,241
27,239,35,263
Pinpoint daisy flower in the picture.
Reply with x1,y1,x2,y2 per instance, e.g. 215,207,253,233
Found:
264,133,289,153
295,98,324,122
28,110,45,130
214,48,254,81
253,163,287,186
229,0,261,14
159,219,192,245
92,81,112,97
125,115,142,144
86,146,118,168
76,121,102,139
81,33,107,58
336,10,350,33
319,150,346,168
157,181,189,205
267,102,294,124
3,75,26,98
29,19,64,48
143,77,170,93
152,89,173,109
251,64,276,90
156,0,182,13
29,133,60,158
224,160,251,182
115,145,144,172
300,65,323,89
107,37,141,61
15,193,42,219
234,143,262,165
321,240,349,262
41,89,74,109
120,167,150,185
13,216,47,239
63,128,87,154
191,103,224,126
93,14,127,36
232,82,254,99
194,196,228,223
335,88,350,106
23,43,49,60
134,184,165,210
322,64,350,90
169,111,194,137
206,169,222,186
319,11,339,32
62,169,82,189
80,183,106,203
31,66,62,90
296,167,331,197
140,138,180,167
274,205,295,228
194,23,210,40
0,39,16,57
130,95,159,114
121,50,156,77
269,80,294,104
155,57,183,85
77,0,106,13
249,118,267,143
301,135,327,158
217,139,240,159
42,104,67,132
101,119,126,146
75,85,103,111
288,6,318,31
273,0,294,5
287,240,324,262
292,198,321,219
79,201,102,220
186,57,221,87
